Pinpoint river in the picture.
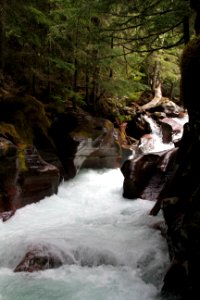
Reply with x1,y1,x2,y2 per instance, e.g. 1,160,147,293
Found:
0,168,169,300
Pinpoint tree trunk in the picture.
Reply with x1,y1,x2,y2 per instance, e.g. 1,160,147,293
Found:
0,0,5,81
141,83,162,110
109,37,114,78
141,61,162,110
47,0,52,96
90,63,100,108
190,0,200,34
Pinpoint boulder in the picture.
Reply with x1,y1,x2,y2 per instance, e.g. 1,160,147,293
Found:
14,246,64,272
126,112,151,140
147,97,184,117
161,117,184,144
121,148,177,200
70,115,121,170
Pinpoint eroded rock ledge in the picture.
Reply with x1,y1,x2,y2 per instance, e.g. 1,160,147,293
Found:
159,34,200,299
0,138,60,215
0,100,122,216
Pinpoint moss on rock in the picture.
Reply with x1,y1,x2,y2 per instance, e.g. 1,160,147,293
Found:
0,94,50,144
0,122,21,144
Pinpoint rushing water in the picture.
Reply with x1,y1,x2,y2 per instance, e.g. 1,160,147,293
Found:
139,114,188,154
0,169,169,300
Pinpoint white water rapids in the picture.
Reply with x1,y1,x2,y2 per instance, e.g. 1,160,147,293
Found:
139,114,188,154
0,169,169,300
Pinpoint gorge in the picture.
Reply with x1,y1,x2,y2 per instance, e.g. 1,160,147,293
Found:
1,1,200,299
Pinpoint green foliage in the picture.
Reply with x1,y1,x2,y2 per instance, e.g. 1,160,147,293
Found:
117,114,132,123
144,48,183,98
1,0,191,117
25,5,52,26
106,0,190,50
67,89,86,107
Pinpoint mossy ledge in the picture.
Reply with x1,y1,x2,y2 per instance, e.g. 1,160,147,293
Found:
0,93,50,144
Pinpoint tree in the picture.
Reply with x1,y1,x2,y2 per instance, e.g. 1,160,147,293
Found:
0,0,6,78
0,0,194,114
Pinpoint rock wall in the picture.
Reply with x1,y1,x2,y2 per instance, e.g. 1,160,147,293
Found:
0,138,60,216
49,110,121,179
159,34,200,299
0,100,122,215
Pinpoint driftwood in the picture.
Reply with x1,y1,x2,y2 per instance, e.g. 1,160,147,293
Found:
141,83,162,111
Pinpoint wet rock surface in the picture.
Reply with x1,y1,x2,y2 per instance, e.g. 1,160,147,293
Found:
0,138,60,212
49,111,122,179
14,246,64,272
19,145,60,208
121,148,177,201
0,138,20,212
14,245,120,272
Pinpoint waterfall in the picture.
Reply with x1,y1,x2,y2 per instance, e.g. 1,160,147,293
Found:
139,116,174,154
0,169,168,300
139,114,188,154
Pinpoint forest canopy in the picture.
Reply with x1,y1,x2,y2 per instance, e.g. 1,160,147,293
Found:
0,0,194,112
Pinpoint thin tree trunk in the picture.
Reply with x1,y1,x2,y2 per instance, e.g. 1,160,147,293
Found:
169,82,174,99
141,61,162,110
109,37,114,78
183,15,190,44
183,0,190,44
72,21,79,109
0,0,5,81
90,55,101,109
85,69,89,104
47,0,52,96
190,0,200,34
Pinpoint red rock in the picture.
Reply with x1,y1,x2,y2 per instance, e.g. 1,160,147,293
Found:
14,246,63,272
0,138,60,212
17,145,60,208
121,148,178,201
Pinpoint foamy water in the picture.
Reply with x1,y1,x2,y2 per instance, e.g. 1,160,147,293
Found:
0,169,168,300
139,115,188,154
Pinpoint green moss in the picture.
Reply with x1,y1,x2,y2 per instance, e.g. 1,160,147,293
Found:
71,130,92,139
0,123,27,171
0,95,50,144
0,122,21,143
71,119,114,141
104,119,114,131
17,143,27,172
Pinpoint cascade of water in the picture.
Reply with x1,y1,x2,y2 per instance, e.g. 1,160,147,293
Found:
139,115,174,153
0,169,169,300
139,114,189,154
